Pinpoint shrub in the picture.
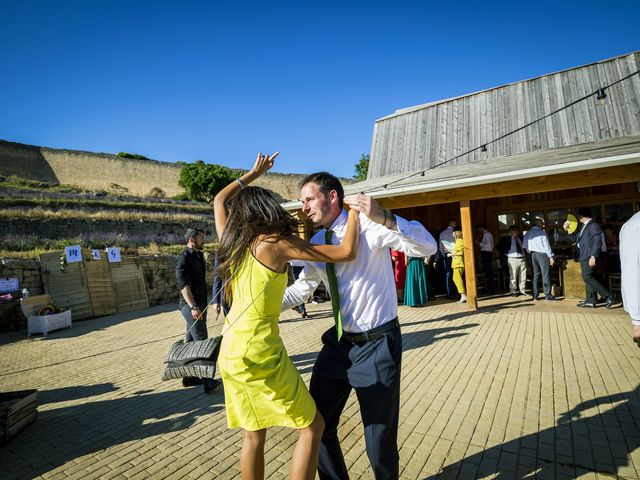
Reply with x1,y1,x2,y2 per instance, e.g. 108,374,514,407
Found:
117,152,149,160
148,187,166,198
178,161,236,203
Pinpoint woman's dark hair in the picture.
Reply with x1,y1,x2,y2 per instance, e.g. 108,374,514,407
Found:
217,186,300,301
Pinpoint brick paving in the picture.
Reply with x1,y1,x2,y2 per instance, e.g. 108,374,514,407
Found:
0,295,638,479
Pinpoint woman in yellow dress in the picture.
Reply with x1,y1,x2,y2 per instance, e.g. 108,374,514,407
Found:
450,229,467,303
213,152,359,480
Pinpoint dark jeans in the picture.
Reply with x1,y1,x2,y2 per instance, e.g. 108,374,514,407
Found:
531,252,552,298
310,323,402,480
443,256,454,297
580,260,611,304
179,304,217,388
481,251,495,293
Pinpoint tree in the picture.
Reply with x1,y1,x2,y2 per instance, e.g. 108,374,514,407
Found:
178,160,237,202
354,153,369,181
117,152,149,160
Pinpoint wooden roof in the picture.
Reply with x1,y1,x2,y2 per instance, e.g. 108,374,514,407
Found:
368,52,640,179
281,136,640,210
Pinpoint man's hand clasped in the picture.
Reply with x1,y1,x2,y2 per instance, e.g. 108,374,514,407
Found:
344,193,395,229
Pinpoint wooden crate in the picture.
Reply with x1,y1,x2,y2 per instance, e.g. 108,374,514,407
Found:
0,390,38,441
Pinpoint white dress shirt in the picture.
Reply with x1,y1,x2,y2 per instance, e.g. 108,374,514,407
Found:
282,210,437,333
439,227,454,255
479,231,494,252
620,211,640,325
523,226,554,258
507,236,524,258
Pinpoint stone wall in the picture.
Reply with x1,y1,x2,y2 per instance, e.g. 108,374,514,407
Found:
0,259,44,331
0,259,44,296
141,253,216,307
0,254,219,331
0,139,311,201
5,218,216,244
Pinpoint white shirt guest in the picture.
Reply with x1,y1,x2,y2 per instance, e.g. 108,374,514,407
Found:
620,211,640,345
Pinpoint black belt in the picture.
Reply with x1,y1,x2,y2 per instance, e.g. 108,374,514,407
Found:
342,318,399,344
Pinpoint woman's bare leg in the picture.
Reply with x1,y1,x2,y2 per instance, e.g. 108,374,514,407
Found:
290,411,325,480
241,428,266,480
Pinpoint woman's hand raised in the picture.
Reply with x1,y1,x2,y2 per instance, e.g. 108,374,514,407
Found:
251,151,279,177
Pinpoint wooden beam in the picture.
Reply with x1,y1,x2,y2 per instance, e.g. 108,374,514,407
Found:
460,200,478,310
378,164,640,209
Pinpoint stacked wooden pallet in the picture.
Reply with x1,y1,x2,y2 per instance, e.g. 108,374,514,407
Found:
0,390,37,441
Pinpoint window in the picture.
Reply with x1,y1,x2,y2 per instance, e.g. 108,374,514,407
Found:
605,203,633,223
497,213,517,231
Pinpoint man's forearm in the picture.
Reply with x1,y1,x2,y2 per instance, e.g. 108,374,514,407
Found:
181,286,197,307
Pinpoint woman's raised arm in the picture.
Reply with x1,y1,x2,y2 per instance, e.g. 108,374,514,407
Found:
280,209,360,263
213,151,279,239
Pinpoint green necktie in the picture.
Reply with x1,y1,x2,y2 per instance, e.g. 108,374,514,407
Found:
324,229,343,340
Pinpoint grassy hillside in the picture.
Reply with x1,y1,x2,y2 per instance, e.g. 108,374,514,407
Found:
0,176,216,258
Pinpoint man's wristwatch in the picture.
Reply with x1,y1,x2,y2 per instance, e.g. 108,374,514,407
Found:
189,305,199,311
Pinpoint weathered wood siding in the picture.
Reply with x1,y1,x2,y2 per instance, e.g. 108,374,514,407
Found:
370,52,640,178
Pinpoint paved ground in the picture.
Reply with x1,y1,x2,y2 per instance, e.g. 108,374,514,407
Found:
0,295,638,479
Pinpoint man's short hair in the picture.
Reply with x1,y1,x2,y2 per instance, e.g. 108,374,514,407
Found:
577,207,592,218
299,171,344,209
476,223,486,230
508,225,520,232
185,227,205,243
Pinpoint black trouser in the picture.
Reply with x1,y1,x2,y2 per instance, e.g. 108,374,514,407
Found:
480,251,495,292
310,322,402,480
580,260,611,304
531,252,552,298
443,256,454,297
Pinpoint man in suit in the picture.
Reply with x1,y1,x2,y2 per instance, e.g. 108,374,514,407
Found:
563,207,613,308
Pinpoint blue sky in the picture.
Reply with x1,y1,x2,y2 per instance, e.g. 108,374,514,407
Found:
1,1,638,178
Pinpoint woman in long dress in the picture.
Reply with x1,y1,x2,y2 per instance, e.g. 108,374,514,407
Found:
213,152,359,480
404,255,428,307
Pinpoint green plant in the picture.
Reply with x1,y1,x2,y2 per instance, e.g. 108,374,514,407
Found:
148,187,166,198
178,160,236,203
117,152,149,160
354,154,369,181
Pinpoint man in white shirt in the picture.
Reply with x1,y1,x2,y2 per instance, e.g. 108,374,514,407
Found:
619,211,640,346
523,218,556,301
283,172,437,479
476,224,495,294
497,225,527,296
439,219,457,298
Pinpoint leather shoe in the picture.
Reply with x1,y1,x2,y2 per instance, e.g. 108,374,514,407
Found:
545,295,556,301
579,303,596,308
605,295,614,309
204,378,221,394
182,377,203,387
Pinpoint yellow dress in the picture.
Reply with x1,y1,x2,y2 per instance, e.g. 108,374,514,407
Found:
219,252,316,431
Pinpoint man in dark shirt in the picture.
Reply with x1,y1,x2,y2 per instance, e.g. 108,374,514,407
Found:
175,227,220,393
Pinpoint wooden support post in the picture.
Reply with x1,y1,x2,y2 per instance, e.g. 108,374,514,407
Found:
460,200,478,310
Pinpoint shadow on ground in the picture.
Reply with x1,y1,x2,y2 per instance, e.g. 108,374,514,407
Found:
0,383,223,478
0,304,177,346
421,385,640,479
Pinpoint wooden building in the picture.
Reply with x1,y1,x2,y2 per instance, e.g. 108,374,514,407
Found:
286,52,640,309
